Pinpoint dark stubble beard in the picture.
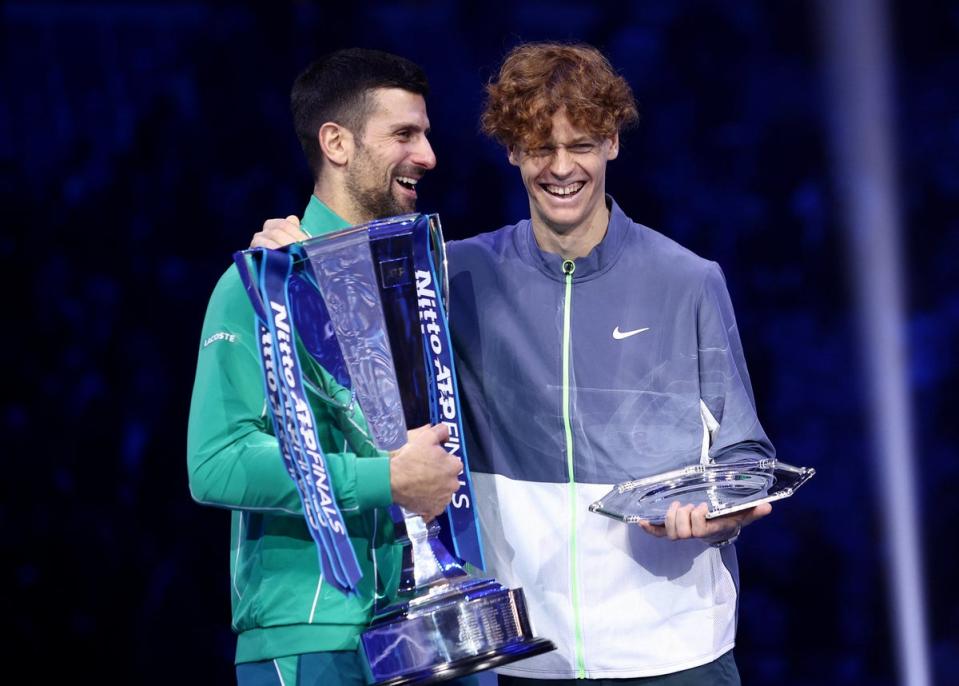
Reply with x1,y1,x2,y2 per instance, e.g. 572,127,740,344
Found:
345,141,412,220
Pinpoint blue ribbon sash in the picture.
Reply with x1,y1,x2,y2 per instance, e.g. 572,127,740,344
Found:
234,247,363,594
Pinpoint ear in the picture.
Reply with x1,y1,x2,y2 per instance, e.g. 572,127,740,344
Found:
507,145,520,167
318,122,353,167
607,132,620,161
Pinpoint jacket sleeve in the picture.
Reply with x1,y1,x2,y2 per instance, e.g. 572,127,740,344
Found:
186,266,393,516
696,262,776,463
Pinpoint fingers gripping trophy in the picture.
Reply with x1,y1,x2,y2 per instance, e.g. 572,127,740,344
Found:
235,213,555,686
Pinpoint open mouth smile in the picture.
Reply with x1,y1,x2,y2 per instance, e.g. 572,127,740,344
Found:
541,181,585,198
395,176,420,194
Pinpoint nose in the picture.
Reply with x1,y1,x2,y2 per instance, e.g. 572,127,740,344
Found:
548,147,574,177
412,136,437,170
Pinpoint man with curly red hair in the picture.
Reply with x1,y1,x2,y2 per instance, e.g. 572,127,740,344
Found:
446,43,774,685
254,42,774,686
479,42,639,260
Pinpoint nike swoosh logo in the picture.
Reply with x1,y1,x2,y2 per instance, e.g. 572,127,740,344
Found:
612,326,650,340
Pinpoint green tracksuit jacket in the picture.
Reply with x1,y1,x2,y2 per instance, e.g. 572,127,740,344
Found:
187,196,401,663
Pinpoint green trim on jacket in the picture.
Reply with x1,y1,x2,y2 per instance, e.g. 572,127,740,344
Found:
187,196,401,663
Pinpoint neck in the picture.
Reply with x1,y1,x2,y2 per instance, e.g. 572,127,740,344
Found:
312,177,372,226
530,201,610,260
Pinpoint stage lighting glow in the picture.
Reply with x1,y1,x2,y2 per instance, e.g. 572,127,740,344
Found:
819,1,931,684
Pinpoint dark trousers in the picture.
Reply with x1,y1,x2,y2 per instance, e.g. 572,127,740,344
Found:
496,651,740,686
236,650,482,686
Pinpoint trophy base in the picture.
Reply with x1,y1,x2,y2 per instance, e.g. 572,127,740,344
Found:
361,577,556,686
371,638,556,686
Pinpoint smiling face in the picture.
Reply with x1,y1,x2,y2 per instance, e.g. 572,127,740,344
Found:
344,87,436,221
509,108,618,245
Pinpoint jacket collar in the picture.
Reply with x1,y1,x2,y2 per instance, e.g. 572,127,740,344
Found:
301,195,351,237
518,196,630,282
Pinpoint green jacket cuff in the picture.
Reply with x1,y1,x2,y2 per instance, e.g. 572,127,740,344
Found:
354,456,393,510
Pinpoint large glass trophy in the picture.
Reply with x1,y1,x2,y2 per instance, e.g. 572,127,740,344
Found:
589,458,815,526
235,213,554,686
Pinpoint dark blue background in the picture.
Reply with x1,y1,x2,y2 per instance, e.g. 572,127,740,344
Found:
3,1,956,683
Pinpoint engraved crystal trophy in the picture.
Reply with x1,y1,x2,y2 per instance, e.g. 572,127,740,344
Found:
241,213,554,686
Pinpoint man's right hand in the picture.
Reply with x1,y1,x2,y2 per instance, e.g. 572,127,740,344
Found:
251,215,308,249
389,423,462,519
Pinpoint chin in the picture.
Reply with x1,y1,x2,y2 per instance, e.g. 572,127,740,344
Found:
541,209,586,230
535,196,585,220
393,196,416,215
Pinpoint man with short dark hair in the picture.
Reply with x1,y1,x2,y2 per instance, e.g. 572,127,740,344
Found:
188,48,463,685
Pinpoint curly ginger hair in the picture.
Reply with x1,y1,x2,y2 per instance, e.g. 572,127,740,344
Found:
481,42,639,150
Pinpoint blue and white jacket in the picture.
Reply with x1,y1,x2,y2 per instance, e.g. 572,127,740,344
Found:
447,198,774,679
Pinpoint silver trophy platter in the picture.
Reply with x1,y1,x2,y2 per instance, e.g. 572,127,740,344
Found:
589,459,815,526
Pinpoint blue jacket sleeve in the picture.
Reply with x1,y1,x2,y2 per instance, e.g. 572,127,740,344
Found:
696,262,776,464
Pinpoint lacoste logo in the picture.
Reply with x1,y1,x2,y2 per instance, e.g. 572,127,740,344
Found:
612,326,650,340
203,331,238,347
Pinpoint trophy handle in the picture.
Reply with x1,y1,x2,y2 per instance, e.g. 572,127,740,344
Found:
427,214,450,315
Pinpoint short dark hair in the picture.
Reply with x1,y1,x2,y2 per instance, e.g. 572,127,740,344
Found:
291,48,429,178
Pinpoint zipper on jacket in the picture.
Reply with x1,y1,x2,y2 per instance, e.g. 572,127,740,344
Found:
561,258,587,678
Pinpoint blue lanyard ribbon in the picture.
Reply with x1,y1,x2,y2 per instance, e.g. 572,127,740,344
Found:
404,216,485,569
233,248,363,594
